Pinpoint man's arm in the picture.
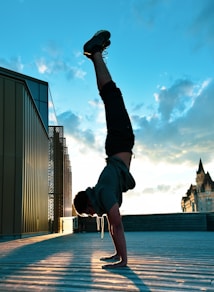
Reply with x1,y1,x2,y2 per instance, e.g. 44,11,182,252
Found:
102,203,127,269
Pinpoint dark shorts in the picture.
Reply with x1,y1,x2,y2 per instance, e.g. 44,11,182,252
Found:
100,81,135,156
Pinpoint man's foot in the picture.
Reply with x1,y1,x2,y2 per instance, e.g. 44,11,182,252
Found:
100,254,120,262
83,30,111,58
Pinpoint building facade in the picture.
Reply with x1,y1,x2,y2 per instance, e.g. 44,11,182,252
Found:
48,126,72,233
181,159,214,212
0,67,49,237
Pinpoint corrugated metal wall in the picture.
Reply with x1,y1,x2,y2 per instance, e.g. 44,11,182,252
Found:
22,83,49,233
0,74,49,236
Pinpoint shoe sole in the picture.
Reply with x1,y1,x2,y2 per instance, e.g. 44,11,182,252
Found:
84,30,111,56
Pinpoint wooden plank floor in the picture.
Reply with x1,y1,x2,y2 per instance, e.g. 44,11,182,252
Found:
0,231,214,291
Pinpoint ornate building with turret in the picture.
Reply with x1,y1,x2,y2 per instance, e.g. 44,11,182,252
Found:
181,159,214,212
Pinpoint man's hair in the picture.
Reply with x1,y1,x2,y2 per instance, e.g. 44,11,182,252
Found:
73,191,88,215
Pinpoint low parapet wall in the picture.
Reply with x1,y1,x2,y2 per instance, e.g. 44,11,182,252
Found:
122,212,214,231
74,212,214,233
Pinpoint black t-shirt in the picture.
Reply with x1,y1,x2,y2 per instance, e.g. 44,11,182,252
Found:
86,156,135,216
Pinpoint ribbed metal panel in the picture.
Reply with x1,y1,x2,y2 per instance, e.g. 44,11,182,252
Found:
0,73,49,237
22,86,49,233
0,77,23,236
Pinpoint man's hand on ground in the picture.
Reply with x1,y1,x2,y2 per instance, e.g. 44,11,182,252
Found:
102,260,127,269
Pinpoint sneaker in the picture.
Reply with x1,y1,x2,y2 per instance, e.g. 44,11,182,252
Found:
83,30,111,57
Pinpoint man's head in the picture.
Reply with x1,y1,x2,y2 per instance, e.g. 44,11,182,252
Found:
73,191,95,216
73,191,88,215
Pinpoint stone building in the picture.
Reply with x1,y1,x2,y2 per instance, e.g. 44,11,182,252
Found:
181,159,214,212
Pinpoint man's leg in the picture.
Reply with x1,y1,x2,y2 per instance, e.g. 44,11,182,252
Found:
91,51,112,92
87,50,134,168
83,30,111,90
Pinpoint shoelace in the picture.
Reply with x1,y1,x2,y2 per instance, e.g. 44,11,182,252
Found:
96,215,105,239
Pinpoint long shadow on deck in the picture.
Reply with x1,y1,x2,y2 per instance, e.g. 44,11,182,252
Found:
107,267,151,291
0,233,152,291
0,234,94,289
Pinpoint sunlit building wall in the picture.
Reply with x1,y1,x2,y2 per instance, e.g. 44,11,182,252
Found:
0,67,49,237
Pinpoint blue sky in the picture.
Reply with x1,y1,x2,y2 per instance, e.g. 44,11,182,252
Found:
1,0,214,214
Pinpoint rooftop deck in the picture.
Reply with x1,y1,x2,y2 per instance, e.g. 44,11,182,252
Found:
0,231,214,291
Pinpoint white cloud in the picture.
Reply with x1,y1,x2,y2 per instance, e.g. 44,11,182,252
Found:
57,76,214,168
0,56,24,72
134,78,214,165
34,40,86,80
57,110,99,153
72,67,86,79
35,56,86,81
36,58,49,74
156,79,195,121
49,112,58,125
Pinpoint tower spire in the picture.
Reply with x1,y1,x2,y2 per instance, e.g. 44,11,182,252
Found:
197,158,204,175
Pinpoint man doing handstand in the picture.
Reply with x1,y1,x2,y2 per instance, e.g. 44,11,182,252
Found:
73,30,135,269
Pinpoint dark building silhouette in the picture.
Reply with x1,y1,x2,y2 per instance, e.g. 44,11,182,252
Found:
48,126,72,233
